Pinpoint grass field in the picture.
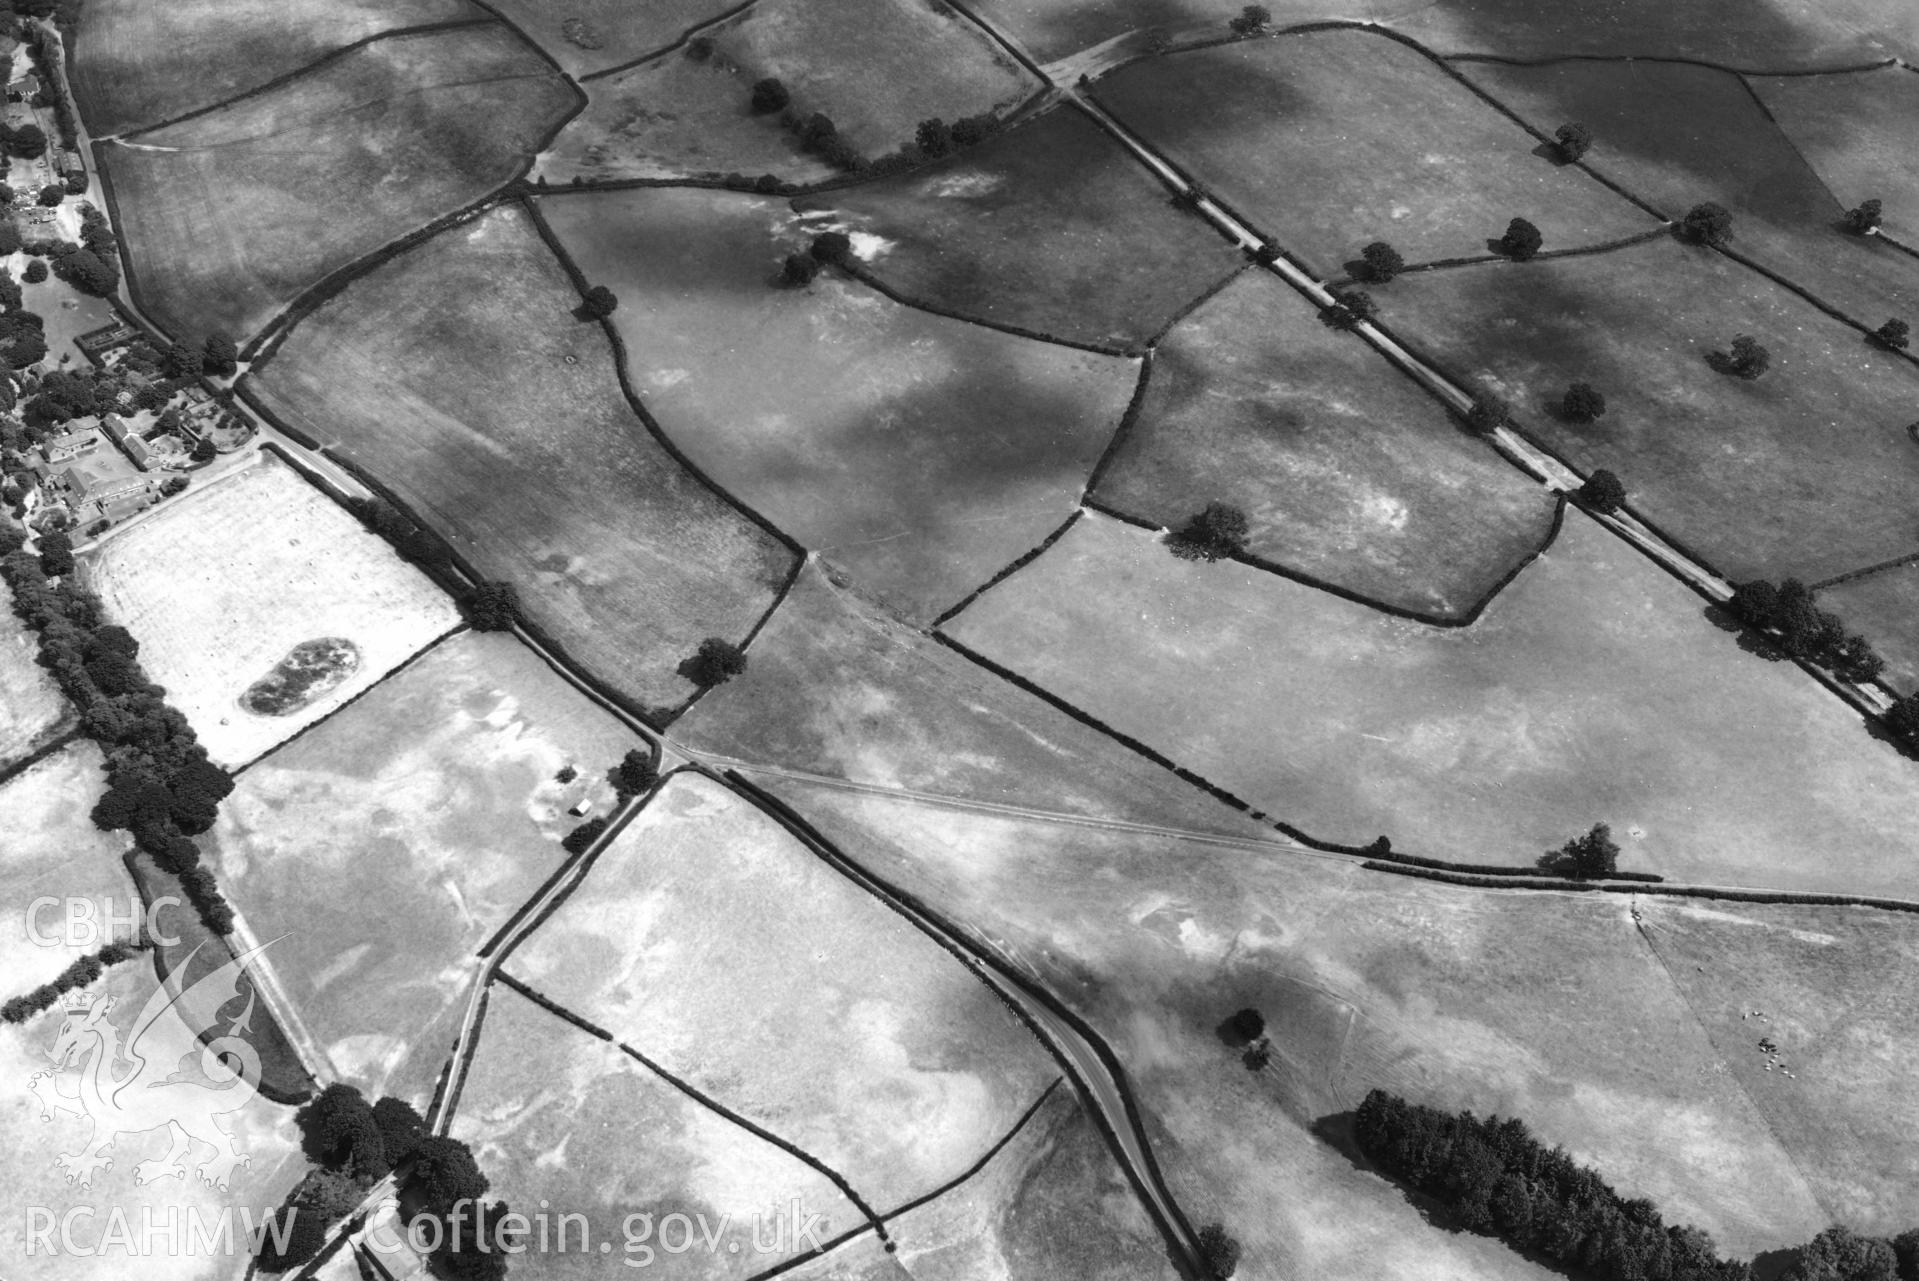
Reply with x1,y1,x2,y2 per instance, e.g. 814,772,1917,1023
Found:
1092,270,1558,618
542,49,837,184
1819,564,1919,696
1382,235,1919,583
799,104,1244,349
450,983,864,1280
69,0,478,137
777,778,1919,1269
506,772,1057,1208
774,781,1698,1280
1459,58,1919,335
0,579,70,771
0,961,304,1281
248,204,794,713
1091,28,1655,276
944,509,1919,894
677,562,1279,840
485,0,735,76
1392,0,1909,67
1751,66,1919,248
0,743,139,995
539,187,1138,621
102,25,577,343
205,629,637,1106
84,458,460,768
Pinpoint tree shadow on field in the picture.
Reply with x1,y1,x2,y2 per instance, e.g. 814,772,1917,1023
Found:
1701,602,1795,663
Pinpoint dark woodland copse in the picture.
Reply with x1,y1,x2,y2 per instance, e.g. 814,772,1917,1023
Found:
1167,501,1250,562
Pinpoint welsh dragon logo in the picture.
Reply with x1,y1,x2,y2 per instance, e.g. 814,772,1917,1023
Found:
28,939,273,1191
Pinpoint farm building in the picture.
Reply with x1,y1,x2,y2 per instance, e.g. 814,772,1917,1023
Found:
101,415,151,469
41,430,98,464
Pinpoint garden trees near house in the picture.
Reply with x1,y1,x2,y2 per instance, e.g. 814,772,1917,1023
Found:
37,527,71,575
1317,289,1376,331
780,252,820,287
1229,4,1272,35
1540,822,1619,879
1168,501,1250,562
460,581,519,632
8,122,45,158
680,636,748,687
1197,1223,1243,1278
160,475,189,497
34,184,60,207
202,333,238,376
163,342,202,379
0,223,20,258
1871,318,1909,351
189,436,215,463
1679,201,1734,247
561,815,607,853
1360,241,1404,282
50,247,118,297
615,747,657,798
916,116,953,158
1561,381,1607,422
1497,217,1543,261
579,284,618,320
1843,198,1883,234
1576,468,1626,513
21,257,45,283
1554,121,1592,162
809,230,852,267
1465,387,1510,434
1712,333,1771,379
749,77,789,114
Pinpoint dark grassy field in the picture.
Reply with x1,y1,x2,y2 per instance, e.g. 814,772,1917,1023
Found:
70,0,478,137
204,630,638,1106
248,205,795,712
1092,27,1655,275
1395,0,1906,65
800,103,1243,349
1092,270,1558,618
1820,563,1919,696
944,510,1919,893
1382,235,1919,583
484,0,736,76
677,561,1278,839
1459,58,1919,331
1750,66,1919,248
539,186,1137,622
102,25,577,343
506,772,1057,1207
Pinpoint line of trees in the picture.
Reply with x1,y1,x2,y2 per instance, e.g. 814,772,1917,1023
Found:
0,937,146,1023
0,519,238,933
1355,1089,1919,1281
1726,577,1885,684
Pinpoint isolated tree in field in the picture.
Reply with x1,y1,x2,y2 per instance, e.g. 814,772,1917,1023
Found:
34,184,60,207
1541,822,1620,879
1560,381,1606,423
615,747,657,797
1497,216,1543,261
37,528,72,576
1197,1223,1242,1279
780,252,820,287
561,816,607,854
1225,1007,1265,1043
202,333,238,376
1464,387,1510,434
1360,240,1404,283
1229,4,1272,35
1576,468,1626,513
1843,198,1883,234
1553,121,1592,162
1251,239,1280,266
915,116,953,158
749,76,789,114
460,581,519,632
1872,317,1910,350
579,284,618,319
680,636,748,687
8,123,45,158
1242,1040,1272,1070
1317,288,1376,331
1167,501,1249,562
809,230,852,266
1714,332,1771,379
1679,201,1734,246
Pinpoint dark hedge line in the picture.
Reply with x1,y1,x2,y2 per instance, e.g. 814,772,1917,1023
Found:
1364,860,1919,915
1,938,145,1023
0,523,237,934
